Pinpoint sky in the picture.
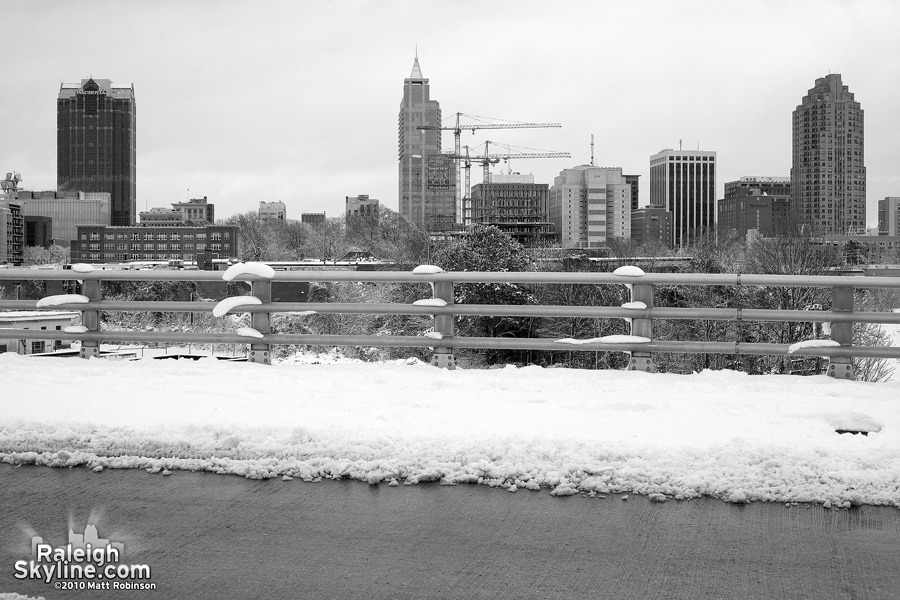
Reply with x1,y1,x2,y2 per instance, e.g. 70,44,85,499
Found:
3,0,900,227
2,346,899,507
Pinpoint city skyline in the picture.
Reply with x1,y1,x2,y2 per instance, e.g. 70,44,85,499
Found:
3,0,900,227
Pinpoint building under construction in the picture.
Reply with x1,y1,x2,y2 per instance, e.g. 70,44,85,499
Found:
470,174,553,244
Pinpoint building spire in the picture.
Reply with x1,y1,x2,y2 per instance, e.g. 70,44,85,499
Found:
410,49,423,79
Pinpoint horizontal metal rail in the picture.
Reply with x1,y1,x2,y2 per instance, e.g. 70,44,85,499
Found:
3,268,900,289
2,267,900,376
2,299,899,325
6,328,900,359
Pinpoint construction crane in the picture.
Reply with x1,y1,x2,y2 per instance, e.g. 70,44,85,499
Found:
480,141,571,184
442,143,570,225
416,113,562,224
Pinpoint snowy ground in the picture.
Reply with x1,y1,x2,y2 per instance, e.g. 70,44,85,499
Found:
1,351,899,509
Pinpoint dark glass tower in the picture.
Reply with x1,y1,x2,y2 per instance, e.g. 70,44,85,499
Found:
58,78,136,226
791,74,866,235
397,57,455,231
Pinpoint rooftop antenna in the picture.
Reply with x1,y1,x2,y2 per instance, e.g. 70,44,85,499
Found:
679,139,682,151
590,134,595,166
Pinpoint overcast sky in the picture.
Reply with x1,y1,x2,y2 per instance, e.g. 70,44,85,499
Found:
4,0,900,227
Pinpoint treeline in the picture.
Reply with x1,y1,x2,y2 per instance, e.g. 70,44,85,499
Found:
220,206,430,264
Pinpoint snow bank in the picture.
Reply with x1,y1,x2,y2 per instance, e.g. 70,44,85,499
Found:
222,262,276,281
236,327,264,339
788,339,841,354
412,265,444,274
2,354,899,508
35,294,90,307
71,263,94,273
212,296,262,317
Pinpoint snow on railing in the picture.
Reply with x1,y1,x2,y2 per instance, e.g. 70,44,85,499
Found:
2,265,900,378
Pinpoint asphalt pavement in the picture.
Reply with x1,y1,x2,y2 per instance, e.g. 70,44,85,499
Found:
1,464,899,600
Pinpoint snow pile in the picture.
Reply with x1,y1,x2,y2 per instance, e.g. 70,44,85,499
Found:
236,327,264,339
788,339,841,354
221,262,276,281
597,335,651,344
35,294,90,308
70,263,94,273
555,336,650,345
413,298,447,307
64,325,89,334
621,301,647,310
2,353,899,508
212,296,262,317
412,265,444,274
613,265,645,277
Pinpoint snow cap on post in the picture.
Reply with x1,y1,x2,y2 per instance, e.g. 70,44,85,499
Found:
613,265,645,277
71,263,95,273
236,327,265,339
36,294,90,307
787,339,841,354
222,262,276,281
212,295,263,317
413,298,447,307
412,265,444,275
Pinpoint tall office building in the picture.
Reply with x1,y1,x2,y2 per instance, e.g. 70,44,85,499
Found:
879,197,900,236
791,74,865,236
649,149,716,248
397,56,456,232
58,78,136,226
549,166,631,249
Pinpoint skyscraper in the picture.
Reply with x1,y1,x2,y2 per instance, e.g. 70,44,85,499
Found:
397,56,456,231
58,78,136,226
791,74,866,236
649,149,716,248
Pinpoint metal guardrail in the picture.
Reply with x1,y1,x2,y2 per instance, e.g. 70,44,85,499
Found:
2,268,900,378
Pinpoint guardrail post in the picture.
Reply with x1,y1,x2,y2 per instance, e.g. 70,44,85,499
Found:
827,286,855,380
248,280,271,365
627,283,655,373
80,279,101,360
430,281,456,369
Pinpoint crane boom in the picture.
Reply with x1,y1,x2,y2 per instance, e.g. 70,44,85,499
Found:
415,113,563,225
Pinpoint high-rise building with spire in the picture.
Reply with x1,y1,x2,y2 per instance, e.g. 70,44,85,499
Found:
58,78,136,226
397,56,456,231
791,74,866,235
